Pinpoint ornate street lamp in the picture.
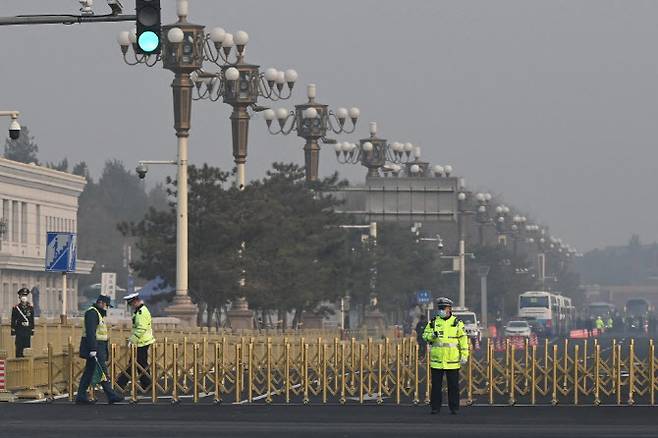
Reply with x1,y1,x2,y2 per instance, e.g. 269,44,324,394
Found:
334,122,418,178
116,0,208,325
264,83,359,181
191,30,298,189
474,192,492,246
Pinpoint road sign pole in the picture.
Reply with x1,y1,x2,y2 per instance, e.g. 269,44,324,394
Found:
61,272,67,325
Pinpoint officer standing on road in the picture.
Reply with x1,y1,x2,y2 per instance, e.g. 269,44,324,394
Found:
76,295,123,404
11,288,34,358
423,297,469,415
116,293,155,390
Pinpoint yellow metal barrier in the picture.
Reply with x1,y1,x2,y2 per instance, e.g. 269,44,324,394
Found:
0,336,641,405
31,337,658,405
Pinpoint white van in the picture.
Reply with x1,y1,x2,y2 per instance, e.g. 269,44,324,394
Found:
452,308,481,343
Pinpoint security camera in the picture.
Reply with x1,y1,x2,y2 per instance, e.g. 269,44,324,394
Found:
136,163,148,179
107,0,123,15
79,0,94,15
8,119,20,140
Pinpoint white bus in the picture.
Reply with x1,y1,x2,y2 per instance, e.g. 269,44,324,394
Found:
518,291,573,337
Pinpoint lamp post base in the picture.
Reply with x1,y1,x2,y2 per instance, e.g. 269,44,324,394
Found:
363,309,386,332
227,297,254,330
165,295,198,327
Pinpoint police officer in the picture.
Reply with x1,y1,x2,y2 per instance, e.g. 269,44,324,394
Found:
11,288,34,358
76,295,123,404
422,297,469,415
595,316,605,332
116,293,155,390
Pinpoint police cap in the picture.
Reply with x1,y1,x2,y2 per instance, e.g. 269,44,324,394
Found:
435,297,454,309
96,295,114,308
17,288,30,296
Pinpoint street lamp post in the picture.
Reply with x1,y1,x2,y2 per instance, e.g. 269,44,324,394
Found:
476,265,490,329
117,0,205,325
510,214,527,256
474,192,492,246
457,191,469,308
191,32,298,189
525,224,547,288
338,222,379,329
334,122,416,178
264,84,359,181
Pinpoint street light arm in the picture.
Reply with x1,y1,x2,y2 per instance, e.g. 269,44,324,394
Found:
202,35,234,67
0,13,136,26
327,110,357,134
265,112,296,135
138,160,177,166
258,75,294,101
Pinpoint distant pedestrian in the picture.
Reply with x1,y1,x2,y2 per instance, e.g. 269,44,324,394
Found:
423,297,469,415
75,295,123,405
116,293,155,391
11,288,34,358
415,314,428,358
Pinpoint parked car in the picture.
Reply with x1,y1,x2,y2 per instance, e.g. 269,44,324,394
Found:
504,320,532,337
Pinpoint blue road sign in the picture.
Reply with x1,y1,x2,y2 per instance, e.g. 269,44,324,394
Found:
45,232,77,272
416,290,432,304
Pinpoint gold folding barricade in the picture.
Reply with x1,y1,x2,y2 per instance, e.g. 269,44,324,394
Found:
39,336,657,406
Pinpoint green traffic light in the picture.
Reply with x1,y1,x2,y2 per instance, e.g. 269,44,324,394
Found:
138,31,160,53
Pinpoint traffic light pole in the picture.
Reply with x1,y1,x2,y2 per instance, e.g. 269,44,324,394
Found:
0,14,136,26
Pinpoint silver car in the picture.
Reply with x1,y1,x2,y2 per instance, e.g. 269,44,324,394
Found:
504,320,532,337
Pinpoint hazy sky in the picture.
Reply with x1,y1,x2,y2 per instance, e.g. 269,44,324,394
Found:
1,1,657,251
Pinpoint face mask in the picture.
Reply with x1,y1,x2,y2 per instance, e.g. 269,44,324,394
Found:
20,296,28,303
438,309,448,318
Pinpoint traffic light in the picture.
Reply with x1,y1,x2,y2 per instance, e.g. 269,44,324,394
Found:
135,0,161,54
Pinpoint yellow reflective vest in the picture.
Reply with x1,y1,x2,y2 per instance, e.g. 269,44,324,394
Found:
129,304,155,347
595,318,605,330
84,306,108,341
422,315,469,370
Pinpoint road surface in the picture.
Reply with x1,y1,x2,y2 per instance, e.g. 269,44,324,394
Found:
0,404,655,438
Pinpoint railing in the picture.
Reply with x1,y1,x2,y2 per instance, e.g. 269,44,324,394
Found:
1,321,395,359
32,337,658,405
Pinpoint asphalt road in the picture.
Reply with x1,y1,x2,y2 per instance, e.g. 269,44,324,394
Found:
0,404,655,438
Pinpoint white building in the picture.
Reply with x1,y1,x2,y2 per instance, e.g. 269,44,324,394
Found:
0,158,94,318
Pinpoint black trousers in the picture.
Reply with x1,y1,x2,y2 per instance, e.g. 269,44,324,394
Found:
116,345,151,390
76,342,121,402
431,368,460,411
14,334,31,358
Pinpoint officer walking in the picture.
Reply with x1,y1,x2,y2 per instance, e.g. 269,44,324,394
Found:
11,288,34,358
422,297,469,415
75,295,123,404
116,293,155,390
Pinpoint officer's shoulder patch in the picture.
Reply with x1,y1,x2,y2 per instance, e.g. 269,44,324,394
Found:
453,318,462,327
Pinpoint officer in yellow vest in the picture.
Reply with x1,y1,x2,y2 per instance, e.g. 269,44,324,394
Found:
422,297,469,414
595,316,605,331
75,295,123,404
116,293,155,390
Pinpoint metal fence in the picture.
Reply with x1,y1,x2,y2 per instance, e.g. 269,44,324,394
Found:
28,337,657,405
1,321,393,359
